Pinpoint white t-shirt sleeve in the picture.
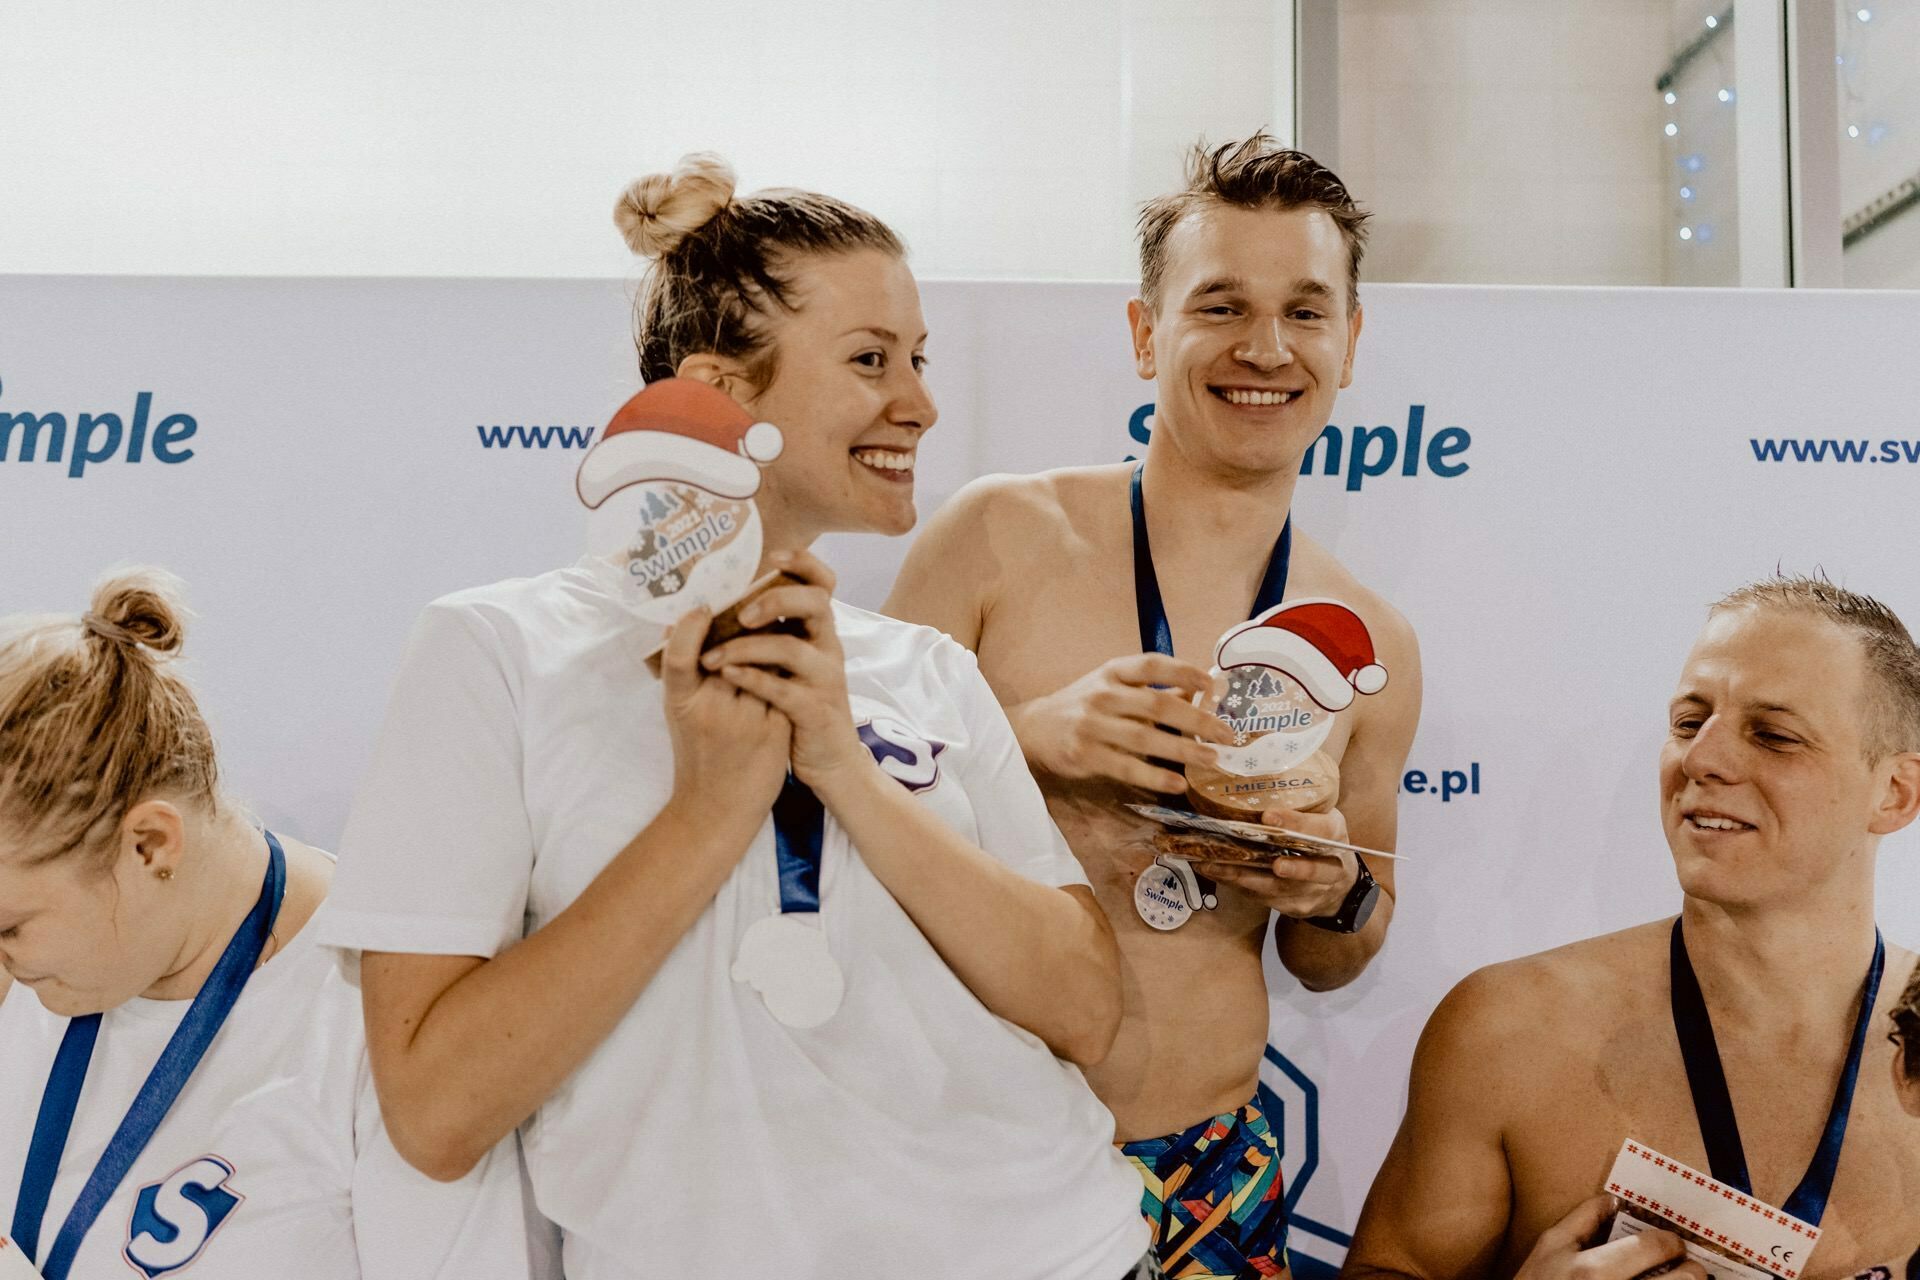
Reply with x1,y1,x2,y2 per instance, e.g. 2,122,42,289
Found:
944,641,1089,890
349,1059,552,1280
322,600,534,958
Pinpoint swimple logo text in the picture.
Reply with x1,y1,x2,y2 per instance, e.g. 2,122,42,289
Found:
476,423,597,449
0,376,199,477
123,1156,243,1278
1128,403,1471,491
1750,437,1920,464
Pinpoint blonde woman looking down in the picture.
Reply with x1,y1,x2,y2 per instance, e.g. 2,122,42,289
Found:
0,572,534,1280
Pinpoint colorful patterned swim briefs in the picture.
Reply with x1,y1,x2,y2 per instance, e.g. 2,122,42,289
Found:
1120,1088,1288,1280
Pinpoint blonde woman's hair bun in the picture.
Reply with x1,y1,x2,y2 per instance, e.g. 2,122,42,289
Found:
85,567,190,655
615,152,738,259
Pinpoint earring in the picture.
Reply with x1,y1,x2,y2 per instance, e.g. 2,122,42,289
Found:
156,867,173,882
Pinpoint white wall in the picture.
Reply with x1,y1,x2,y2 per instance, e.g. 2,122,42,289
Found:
5,0,1906,288
0,0,1294,282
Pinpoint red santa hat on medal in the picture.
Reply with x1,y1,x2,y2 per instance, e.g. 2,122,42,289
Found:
1215,598,1389,714
575,377,784,508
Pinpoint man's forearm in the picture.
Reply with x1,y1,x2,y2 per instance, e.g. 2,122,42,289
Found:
1274,888,1393,991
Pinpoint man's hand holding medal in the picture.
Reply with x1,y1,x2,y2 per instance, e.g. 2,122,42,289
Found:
1009,652,1234,795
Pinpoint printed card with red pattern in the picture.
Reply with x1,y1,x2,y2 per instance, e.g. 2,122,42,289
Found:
1603,1139,1820,1280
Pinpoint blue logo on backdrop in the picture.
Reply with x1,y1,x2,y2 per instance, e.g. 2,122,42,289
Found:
1261,1045,1349,1275
475,423,597,449
122,1156,243,1278
0,376,198,477
1401,762,1483,802
1127,403,1472,492
1750,436,1920,465
858,716,946,793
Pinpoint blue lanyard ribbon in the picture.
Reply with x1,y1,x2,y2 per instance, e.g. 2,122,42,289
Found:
1669,918,1884,1227
772,775,825,914
12,831,288,1280
1129,461,1291,659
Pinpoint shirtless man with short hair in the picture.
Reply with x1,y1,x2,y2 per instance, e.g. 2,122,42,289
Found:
887,135,1422,1279
1345,577,1920,1280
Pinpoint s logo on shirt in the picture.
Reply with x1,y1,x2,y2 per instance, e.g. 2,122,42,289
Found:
122,1156,243,1278
857,717,946,793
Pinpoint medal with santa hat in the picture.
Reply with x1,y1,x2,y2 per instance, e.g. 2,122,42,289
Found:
577,380,845,1029
575,377,785,642
1185,599,1388,820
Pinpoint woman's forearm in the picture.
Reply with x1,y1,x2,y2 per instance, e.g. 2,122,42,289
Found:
812,762,1123,1066
362,802,757,1180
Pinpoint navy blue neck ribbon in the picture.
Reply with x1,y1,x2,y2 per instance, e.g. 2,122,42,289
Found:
773,774,825,914
1130,461,1292,658
12,830,287,1280
1669,918,1885,1228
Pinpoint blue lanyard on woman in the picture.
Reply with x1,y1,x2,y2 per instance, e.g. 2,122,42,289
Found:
773,774,825,912
1130,461,1291,657
1669,918,1884,1227
12,830,287,1280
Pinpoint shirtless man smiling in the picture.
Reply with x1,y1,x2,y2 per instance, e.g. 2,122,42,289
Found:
1346,577,1920,1280
887,136,1422,1279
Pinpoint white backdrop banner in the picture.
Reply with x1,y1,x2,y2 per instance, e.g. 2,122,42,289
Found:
5,276,1918,1275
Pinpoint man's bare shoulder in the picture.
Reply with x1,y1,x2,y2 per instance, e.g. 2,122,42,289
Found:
889,465,1134,642
938,464,1133,540
1291,530,1417,650
1426,921,1671,1062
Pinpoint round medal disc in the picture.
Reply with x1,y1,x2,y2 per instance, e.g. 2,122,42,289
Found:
1133,862,1196,931
731,912,845,1028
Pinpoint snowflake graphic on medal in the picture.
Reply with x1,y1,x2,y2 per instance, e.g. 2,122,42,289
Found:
574,378,785,643
1184,599,1388,821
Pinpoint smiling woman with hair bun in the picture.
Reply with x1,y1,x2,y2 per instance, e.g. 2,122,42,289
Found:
322,153,1159,1279
0,569,536,1280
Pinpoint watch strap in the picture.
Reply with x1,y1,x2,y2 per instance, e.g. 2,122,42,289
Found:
1305,852,1377,934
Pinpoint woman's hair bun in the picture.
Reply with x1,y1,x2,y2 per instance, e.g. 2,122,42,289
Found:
614,151,738,259
85,568,189,655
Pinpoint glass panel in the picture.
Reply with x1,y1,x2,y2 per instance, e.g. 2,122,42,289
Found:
1334,0,1765,285
1837,0,1920,287
1659,3,1742,285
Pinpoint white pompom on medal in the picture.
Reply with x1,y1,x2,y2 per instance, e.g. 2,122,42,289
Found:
731,912,845,1028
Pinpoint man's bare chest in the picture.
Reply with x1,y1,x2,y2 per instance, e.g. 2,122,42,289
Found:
1504,1042,1920,1278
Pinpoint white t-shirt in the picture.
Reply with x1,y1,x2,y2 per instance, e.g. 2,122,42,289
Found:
321,561,1149,1280
0,893,539,1280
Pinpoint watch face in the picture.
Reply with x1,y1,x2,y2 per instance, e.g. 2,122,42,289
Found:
1349,881,1382,933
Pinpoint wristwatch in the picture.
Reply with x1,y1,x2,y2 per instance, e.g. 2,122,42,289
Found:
1305,853,1380,934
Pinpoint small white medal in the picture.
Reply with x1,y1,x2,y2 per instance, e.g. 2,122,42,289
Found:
1133,856,1217,931
732,911,844,1028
